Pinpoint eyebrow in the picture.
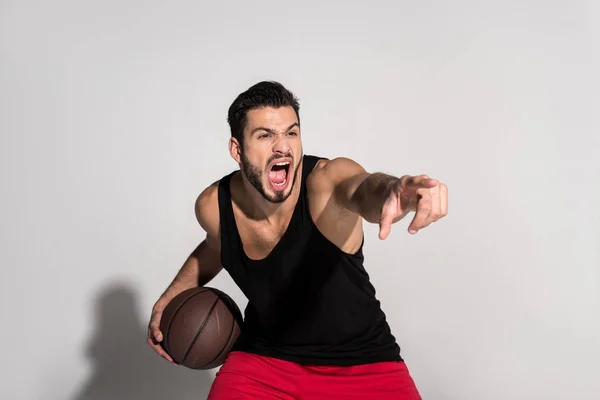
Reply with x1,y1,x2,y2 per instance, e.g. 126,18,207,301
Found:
251,122,299,136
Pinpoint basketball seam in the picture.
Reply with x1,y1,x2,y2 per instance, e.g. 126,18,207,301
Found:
182,295,221,365
203,299,238,368
164,287,210,359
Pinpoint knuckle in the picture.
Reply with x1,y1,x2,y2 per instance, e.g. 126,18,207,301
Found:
417,188,432,197
151,305,163,315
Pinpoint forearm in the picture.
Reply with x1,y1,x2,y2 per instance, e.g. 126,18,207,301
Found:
161,249,201,299
159,238,222,303
351,172,399,223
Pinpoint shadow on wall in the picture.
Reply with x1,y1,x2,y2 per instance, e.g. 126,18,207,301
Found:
72,282,214,400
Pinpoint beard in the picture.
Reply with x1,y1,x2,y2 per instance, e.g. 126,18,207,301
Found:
240,149,301,204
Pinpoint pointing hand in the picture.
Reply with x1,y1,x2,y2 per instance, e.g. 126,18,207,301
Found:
378,175,448,240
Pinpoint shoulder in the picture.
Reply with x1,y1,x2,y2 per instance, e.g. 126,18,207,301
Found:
194,180,221,238
308,156,367,189
304,156,365,252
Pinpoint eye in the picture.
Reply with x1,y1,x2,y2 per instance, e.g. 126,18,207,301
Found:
288,131,298,136
258,133,270,139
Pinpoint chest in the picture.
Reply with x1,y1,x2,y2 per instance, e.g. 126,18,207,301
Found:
232,208,296,261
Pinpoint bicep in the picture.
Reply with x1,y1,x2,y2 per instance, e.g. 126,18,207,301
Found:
195,182,221,237
191,235,223,285
192,181,224,285
321,158,370,213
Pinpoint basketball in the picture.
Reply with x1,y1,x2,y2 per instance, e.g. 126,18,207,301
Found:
159,286,243,369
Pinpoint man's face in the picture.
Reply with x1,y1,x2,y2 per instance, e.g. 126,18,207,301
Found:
235,106,303,203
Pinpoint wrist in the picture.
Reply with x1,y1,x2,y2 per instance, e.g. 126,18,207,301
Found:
368,173,399,207
159,282,194,304
354,174,397,222
381,175,399,196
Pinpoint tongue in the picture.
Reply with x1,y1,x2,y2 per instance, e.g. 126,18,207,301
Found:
269,168,286,185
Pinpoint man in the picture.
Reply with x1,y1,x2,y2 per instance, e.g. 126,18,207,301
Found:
147,81,448,399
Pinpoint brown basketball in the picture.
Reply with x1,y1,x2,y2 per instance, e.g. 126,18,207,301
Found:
159,286,243,369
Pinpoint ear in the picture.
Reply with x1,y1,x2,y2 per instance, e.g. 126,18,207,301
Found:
229,137,242,164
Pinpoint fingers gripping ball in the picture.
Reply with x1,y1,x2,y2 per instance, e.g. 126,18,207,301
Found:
159,287,243,369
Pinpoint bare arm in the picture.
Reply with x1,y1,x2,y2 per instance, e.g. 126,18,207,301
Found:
147,181,223,363
319,157,446,239
157,182,222,298
320,158,400,223
157,234,222,304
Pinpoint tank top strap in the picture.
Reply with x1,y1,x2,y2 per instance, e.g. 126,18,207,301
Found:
298,155,328,224
301,154,327,182
217,170,242,269
217,155,327,269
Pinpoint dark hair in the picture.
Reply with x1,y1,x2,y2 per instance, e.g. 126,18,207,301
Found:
227,81,300,144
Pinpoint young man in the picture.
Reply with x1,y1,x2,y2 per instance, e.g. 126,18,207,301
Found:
147,81,448,399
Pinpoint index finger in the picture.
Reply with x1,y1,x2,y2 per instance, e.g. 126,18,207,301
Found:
404,175,438,188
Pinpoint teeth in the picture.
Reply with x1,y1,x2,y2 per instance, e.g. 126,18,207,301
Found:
275,162,290,166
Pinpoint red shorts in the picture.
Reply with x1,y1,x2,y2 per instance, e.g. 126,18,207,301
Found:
207,351,422,399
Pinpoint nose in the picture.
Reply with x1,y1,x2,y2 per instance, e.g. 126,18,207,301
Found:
272,134,291,155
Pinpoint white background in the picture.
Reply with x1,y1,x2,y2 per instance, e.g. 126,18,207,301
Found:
1,1,598,399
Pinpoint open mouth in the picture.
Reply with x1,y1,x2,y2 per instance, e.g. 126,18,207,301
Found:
268,159,291,190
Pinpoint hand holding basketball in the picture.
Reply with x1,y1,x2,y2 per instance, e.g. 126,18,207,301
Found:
378,174,448,239
147,294,178,365
147,286,243,369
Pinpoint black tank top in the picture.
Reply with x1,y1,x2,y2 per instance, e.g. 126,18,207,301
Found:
217,154,402,366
